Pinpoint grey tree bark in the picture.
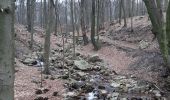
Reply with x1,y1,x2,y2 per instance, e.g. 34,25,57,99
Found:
80,0,89,45
71,0,76,58
143,0,170,69
43,0,54,74
91,0,99,50
0,0,15,99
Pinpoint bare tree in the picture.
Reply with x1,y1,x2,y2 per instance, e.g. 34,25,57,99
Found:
91,0,99,50
43,0,54,74
80,0,89,45
143,0,170,69
71,0,76,58
0,0,15,99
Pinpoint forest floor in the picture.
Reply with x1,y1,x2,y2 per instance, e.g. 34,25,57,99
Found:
14,16,170,100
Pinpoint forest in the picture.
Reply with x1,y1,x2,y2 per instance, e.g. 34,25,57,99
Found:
0,0,170,100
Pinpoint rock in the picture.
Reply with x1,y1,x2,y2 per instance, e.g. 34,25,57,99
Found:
43,88,49,93
76,71,87,77
22,58,35,65
43,97,49,100
111,92,119,100
74,60,90,71
34,96,44,100
44,75,49,79
152,90,161,97
114,76,126,80
70,80,85,89
88,54,103,63
111,81,121,88
35,89,43,95
50,76,56,80
34,96,48,100
86,92,98,100
76,52,81,56
63,91,78,98
53,91,58,96
139,40,149,49
92,66,101,71
82,83,94,93
100,90,108,96
65,60,74,66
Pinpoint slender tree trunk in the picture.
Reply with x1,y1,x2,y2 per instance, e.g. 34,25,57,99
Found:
109,0,112,22
71,0,76,58
121,0,127,27
54,0,58,35
43,0,47,28
119,0,122,25
0,0,15,99
80,0,88,45
131,0,134,32
30,0,35,50
65,0,68,42
43,0,54,74
27,0,31,32
91,0,99,50
96,0,100,42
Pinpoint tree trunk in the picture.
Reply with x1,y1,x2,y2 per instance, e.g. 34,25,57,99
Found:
119,0,122,25
43,0,54,74
121,0,127,27
0,0,15,99
91,0,99,50
43,0,47,28
71,0,76,58
166,0,170,65
54,0,58,35
131,0,134,32
27,0,31,32
80,0,88,45
143,0,170,69
30,0,35,50
96,0,100,41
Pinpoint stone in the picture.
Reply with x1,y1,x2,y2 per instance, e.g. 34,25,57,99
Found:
92,66,101,71
152,90,161,97
34,96,44,100
114,76,126,80
111,81,121,88
139,40,149,49
34,96,48,100
63,91,78,97
53,91,58,96
35,89,43,95
22,58,35,65
100,90,108,96
76,71,87,77
65,60,74,66
111,92,119,100
88,54,103,63
76,52,81,56
50,76,56,80
43,88,49,93
74,60,91,71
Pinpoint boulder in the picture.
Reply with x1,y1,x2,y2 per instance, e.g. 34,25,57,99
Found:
139,40,149,49
88,54,103,63
22,58,35,65
74,60,91,71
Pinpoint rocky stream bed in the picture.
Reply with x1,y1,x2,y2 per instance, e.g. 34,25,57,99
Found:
19,43,167,100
